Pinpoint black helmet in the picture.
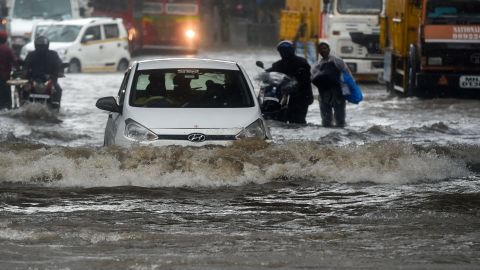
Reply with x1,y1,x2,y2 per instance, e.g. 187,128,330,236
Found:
277,40,295,60
34,36,50,52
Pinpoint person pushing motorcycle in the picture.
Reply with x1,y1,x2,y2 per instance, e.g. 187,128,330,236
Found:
266,40,314,124
24,36,63,108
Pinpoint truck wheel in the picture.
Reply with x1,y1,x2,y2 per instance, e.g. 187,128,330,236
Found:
68,59,81,73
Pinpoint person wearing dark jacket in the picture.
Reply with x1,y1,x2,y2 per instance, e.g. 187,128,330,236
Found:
0,31,16,110
24,36,63,107
311,40,352,128
267,40,314,124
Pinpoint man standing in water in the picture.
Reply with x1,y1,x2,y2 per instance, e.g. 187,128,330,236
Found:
0,31,16,110
311,40,352,128
267,40,314,124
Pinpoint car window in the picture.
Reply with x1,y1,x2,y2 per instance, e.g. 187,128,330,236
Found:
83,25,101,41
129,68,254,108
104,24,120,39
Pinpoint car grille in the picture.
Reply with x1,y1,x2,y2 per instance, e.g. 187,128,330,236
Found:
156,134,237,141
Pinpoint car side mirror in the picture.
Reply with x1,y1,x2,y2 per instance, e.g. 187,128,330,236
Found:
82,34,94,43
96,96,121,113
256,61,265,69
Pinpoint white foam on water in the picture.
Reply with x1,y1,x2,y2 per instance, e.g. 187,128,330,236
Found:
5,103,62,123
0,140,473,188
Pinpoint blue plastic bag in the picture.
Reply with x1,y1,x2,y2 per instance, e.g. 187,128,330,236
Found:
342,71,363,104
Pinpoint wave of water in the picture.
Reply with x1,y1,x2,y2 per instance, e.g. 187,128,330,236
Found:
3,103,62,124
0,140,476,188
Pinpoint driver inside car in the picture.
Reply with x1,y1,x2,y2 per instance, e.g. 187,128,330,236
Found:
135,73,170,107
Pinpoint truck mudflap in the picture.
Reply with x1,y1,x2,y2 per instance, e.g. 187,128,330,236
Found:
417,72,480,91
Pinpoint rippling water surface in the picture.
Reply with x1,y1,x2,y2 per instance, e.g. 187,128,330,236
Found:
0,49,479,269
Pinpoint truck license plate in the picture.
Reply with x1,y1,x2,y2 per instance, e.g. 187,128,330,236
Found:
459,76,480,88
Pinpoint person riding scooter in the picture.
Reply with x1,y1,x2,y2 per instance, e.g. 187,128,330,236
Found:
24,36,63,109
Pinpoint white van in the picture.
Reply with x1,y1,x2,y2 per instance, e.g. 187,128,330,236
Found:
20,18,131,73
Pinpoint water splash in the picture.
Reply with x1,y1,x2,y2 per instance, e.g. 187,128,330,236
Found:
0,140,473,188
5,103,62,124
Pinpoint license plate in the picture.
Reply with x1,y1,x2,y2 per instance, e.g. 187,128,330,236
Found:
29,94,50,99
12,38,26,45
459,75,480,88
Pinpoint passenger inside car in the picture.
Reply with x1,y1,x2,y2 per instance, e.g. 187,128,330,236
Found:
170,75,194,106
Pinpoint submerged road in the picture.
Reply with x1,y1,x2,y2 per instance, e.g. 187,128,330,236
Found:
0,49,479,269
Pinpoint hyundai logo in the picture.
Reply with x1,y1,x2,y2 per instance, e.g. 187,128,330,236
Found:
470,53,480,65
187,133,206,142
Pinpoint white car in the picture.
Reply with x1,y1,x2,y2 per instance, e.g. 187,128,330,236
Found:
96,58,271,147
20,18,131,73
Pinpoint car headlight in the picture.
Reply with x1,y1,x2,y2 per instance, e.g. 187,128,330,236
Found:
125,120,158,141
341,46,354,54
236,119,267,140
57,48,68,56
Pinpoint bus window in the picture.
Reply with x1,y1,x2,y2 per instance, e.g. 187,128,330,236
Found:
165,0,199,15
143,1,163,15
93,0,129,12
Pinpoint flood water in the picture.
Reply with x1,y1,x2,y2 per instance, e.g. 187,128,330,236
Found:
0,49,479,269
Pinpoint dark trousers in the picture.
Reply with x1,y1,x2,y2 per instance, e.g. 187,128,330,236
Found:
320,98,346,127
286,99,309,124
53,81,63,103
0,79,11,110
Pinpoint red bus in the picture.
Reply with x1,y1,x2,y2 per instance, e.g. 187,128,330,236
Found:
90,0,200,53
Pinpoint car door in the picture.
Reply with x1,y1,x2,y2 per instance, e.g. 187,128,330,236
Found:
102,23,122,70
79,24,103,71
104,68,131,145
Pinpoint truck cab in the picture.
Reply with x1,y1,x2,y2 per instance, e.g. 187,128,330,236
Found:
322,0,385,80
6,0,84,55
381,0,480,96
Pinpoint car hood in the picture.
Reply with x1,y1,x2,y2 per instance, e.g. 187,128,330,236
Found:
50,42,75,49
126,107,261,130
23,42,72,51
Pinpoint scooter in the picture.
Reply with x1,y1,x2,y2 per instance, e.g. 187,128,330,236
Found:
255,61,298,121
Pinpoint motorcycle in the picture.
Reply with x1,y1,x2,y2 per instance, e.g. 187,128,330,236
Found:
255,61,298,121
7,68,63,111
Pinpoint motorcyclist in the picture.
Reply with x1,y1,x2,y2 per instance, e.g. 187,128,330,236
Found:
267,40,314,124
24,36,63,108
0,31,16,110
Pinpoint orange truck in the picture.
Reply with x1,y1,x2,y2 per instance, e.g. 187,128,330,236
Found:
380,0,480,96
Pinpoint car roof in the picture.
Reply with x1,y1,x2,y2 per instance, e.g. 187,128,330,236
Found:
34,17,122,26
136,58,241,71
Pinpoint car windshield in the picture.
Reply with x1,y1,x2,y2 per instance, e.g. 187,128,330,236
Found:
337,0,382,14
13,0,73,19
426,0,480,24
35,24,81,42
130,68,254,108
